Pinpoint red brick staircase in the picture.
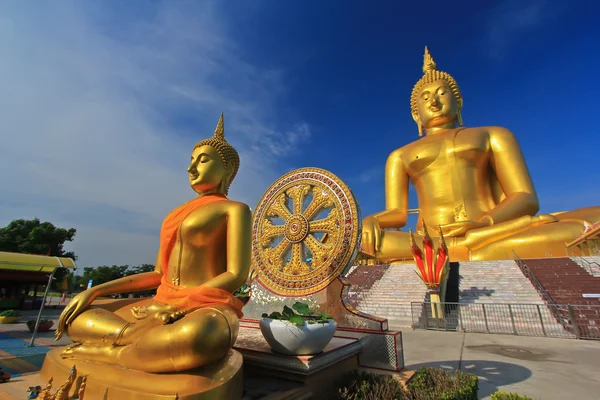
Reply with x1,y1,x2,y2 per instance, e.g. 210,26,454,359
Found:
522,257,600,339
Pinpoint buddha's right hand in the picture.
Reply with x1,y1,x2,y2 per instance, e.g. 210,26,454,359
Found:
361,216,382,256
439,220,489,237
55,289,98,341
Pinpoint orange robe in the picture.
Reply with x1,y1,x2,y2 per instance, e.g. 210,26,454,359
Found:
153,194,244,318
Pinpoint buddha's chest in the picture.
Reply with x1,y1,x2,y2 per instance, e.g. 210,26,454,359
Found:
179,212,227,248
166,213,228,286
404,129,490,175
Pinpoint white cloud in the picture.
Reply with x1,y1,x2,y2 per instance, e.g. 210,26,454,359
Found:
484,0,561,60
352,166,384,184
0,2,310,268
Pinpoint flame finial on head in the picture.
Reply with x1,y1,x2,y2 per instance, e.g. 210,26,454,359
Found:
423,46,437,73
214,112,225,139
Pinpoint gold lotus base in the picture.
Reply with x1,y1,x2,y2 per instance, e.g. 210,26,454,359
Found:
40,347,243,400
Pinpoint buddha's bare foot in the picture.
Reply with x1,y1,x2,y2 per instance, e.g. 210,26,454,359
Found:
131,304,178,320
131,306,150,319
535,214,558,223
108,310,187,345
157,310,187,325
61,343,121,365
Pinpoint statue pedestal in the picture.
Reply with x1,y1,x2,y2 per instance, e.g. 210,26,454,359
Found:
242,278,405,371
234,322,361,399
39,348,243,400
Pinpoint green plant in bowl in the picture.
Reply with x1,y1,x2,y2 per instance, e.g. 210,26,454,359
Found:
0,310,21,317
0,310,21,324
26,317,54,332
260,302,336,355
27,318,53,326
262,302,334,327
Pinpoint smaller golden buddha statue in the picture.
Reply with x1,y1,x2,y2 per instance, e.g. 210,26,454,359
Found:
361,47,600,262
53,113,251,374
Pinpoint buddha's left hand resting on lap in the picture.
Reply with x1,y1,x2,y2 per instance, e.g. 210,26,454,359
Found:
54,113,251,373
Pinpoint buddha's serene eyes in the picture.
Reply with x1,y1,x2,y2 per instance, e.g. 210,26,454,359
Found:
421,91,430,101
199,155,211,163
437,88,447,96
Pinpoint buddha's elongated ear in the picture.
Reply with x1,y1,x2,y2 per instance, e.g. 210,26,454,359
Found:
219,177,229,195
412,112,424,137
456,98,464,126
219,165,234,195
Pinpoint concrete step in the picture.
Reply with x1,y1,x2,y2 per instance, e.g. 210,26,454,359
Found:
353,263,429,323
458,260,548,305
455,260,570,334
348,260,580,335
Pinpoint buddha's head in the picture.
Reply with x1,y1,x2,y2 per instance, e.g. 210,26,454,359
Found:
188,113,240,195
411,47,463,136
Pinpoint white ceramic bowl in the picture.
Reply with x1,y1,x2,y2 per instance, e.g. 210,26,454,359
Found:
259,318,337,356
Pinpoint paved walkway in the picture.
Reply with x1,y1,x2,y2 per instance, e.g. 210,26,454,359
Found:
0,307,71,378
400,329,600,400
2,310,600,399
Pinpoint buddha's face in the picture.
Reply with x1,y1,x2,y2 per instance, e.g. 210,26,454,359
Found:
188,145,227,194
415,80,458,129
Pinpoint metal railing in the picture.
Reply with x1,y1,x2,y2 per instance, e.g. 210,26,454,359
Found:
574,256,600,276
411,301,600,340
566,249,600,276
512,252,557,307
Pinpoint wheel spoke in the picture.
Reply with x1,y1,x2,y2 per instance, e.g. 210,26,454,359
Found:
309,208,339,234
264,238,291,272
267,192,293,221
304,186,335,221
259,219,285,246
286,184,311,215
283,242,310,275
304,234,334,269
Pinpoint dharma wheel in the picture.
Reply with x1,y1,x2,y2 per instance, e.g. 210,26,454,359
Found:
251,167,361,296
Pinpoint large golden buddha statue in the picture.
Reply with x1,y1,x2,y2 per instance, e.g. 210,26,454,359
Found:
52,113,250,379
361,47,600,262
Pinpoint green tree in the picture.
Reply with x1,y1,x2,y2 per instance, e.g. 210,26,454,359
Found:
125,264,157,297
76,264,157,298
79,265,130,287
65,271,77,292
0,218,77,289
125,264,156,276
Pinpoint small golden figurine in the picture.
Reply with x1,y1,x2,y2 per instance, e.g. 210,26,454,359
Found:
77,376,87,400
52,366,77,400
53,113,251,373
361,47,600,261
37,377,53,400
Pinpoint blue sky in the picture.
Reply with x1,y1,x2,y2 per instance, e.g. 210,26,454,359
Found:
1,0,599,267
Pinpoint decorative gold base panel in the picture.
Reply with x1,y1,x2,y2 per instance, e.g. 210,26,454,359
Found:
40,348,243,400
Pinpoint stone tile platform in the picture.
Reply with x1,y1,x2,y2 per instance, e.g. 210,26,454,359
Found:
0,324,363,400
234,323,362,376
234,322,362,399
